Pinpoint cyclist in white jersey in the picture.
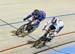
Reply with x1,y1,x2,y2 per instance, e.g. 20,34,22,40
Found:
39,17,64,46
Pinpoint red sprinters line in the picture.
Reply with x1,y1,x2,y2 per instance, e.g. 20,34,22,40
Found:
0,43,28,52
57,31,75,37
0,31,75,52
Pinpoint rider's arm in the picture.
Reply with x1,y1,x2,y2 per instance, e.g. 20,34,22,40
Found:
43,17,57,30
42,20,51,30
23,14,32,21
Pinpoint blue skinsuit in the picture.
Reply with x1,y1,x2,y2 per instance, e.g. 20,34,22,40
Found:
25,10,46,26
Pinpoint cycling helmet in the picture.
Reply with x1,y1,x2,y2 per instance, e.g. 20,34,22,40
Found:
32,9,39,18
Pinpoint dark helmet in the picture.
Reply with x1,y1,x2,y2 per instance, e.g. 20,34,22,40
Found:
32,9,39,18
49,25,56,30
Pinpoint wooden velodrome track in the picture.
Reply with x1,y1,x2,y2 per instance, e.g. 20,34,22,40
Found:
0,0,75,54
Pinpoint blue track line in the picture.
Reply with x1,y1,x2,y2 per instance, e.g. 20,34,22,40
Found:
0,13,75,26
0,21,23,26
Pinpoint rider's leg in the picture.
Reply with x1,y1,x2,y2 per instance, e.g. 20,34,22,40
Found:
31,20,40,26
38,28,51,46
46,26,64,42
26,20,40,33
46,31,57,42
39,30,57,46
39,27,51,41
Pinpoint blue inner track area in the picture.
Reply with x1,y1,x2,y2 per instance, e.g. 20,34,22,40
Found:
48,45,75,54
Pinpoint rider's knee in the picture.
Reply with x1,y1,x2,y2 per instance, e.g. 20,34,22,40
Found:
31,20,40,26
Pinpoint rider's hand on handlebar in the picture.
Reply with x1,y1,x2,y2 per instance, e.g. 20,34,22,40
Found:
42,28,45,30
23,18,27,21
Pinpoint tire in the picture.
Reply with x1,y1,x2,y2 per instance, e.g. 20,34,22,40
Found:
32,39,41,47
16,24,27,36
